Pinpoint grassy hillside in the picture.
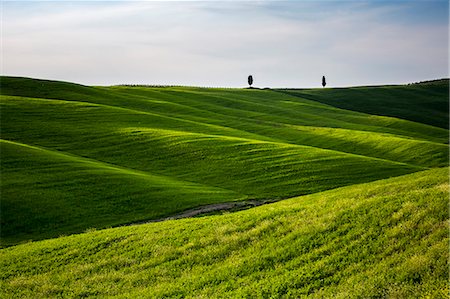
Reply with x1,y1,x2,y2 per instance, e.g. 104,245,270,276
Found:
1,167,448,298
278,79,449,129
1,76,448,245
1,139,242,246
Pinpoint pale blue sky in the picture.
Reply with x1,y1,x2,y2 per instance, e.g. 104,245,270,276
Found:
2,1,449,87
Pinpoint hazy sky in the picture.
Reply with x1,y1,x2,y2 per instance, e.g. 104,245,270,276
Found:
2,0,449,87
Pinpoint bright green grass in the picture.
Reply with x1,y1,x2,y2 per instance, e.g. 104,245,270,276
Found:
279,124,447,167
1,168,447,298
1,77,448,245
0,139,242,246
0,113,421,245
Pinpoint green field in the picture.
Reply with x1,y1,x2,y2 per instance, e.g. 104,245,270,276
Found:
0,76,448,297
278,79,449,129
1,168,448,298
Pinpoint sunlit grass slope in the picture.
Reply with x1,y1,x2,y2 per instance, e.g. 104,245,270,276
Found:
1,76,448,245
2,76,448,155
1,168,447,298
0,139,242,246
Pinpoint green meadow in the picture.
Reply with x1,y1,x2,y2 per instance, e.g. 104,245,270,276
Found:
0,77,448,297
1,168,448,298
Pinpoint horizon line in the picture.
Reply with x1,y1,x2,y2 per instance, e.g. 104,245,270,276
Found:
1,75,449,90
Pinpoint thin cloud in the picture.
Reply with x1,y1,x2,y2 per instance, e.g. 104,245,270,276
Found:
2,1,448,87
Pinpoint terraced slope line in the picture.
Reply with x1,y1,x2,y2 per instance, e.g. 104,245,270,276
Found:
1,167,447,298
0,139,243,246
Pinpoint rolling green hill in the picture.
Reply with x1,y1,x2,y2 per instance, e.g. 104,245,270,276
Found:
0,76,448,246
277,79,449,129
1,167,448,298
0,76,448,297
1,139,242,245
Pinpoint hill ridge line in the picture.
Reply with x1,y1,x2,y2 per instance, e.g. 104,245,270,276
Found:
283,123,447,147
1,94,275,143
273,88,449,131
0,139,240,195
4,89,443,144
4,89,445,146
3,95,436,168
119,166,449,227
4,94,440,170
153,87,447,140
120,127,429,170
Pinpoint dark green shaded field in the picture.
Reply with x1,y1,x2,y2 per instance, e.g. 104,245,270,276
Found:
277,79,449,129
1,168,447,298
1,77,448,246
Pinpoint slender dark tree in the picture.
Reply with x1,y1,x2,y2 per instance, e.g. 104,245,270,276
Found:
248,75,253,87
322,76,326,88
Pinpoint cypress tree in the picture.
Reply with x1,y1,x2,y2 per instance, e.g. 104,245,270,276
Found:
248,75,253,87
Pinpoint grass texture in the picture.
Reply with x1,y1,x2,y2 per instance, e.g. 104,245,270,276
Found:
277,79,449,129
0,77,448,246
0,167,448,298
0,77,448,298
1,77,448,246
